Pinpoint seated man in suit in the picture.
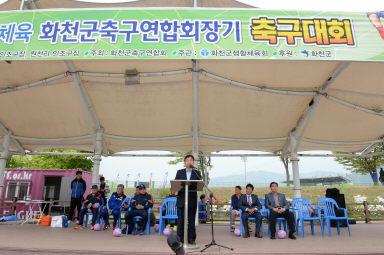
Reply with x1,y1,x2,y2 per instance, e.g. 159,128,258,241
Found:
265,182,296,240
238,184,262,238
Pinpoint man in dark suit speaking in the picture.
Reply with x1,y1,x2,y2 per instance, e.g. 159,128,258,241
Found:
175,154,202,245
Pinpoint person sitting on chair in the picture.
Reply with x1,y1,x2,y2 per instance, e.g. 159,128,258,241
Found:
74,185,101,230
124,184,153,235
238,184,262,238
230,186,242,231
198,194,207,224
101,184,126,230
265,182,296,240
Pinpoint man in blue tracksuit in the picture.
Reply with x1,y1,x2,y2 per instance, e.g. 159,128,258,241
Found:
74,185,101,229
101,184,126,230
123,184,153,235
68,170,87,221
198,194,207,223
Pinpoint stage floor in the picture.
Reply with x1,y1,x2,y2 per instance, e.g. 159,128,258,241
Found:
0,222,383,255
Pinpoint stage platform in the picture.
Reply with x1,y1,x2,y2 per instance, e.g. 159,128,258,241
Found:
0,222,383,255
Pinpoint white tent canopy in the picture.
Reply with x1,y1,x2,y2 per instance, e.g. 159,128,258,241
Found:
0,0,383,198
1,59,383,154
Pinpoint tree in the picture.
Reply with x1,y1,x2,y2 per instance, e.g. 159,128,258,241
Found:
6,149,94,172
280,156,291,187
168,152,212,185
334,145,384,185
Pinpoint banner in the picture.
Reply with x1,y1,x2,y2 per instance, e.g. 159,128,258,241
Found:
125,173,130,188
136,173,140,187
0,8,383,61
163,172,168,188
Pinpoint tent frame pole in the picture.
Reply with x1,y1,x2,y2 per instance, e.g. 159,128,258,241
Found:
192,59,199,163
19,0,25,10
8,151,384,158
290,133,301,198
281,62,350,156
0,132,10,198
65,60,108,155
0,123,25,155
92,128,103,186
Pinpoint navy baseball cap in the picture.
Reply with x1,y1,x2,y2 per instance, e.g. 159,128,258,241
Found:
137,184,146,189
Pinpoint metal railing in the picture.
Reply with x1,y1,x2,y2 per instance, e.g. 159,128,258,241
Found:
44,200,384,224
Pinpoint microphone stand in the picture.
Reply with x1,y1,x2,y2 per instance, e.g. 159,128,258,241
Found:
200,182,234,253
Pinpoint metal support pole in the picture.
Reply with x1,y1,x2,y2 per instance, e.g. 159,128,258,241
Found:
186,58,200,248
241,156,247,185
188,0,199,241
290,133,301,198
183,183,189,248
0,132,10,197
192,59,199,164
92,129,103,187
19,0,26,10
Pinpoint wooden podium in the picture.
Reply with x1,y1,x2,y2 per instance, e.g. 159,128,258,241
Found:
171,179,204,250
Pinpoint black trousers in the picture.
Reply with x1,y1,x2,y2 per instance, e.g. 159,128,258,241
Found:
125,209,148,233
78,207,98,226
269,210,296,235
241,211,262,233
69,197,82,221
177,205,197,243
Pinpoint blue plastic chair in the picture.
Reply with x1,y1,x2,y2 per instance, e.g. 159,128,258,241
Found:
318,197,351,237
120,197,151,235
292,198,323,237
117,195,132,228
258,198,269,220
84,198,103,228
229,205,233,231
159,197,178,235
239,207,265,237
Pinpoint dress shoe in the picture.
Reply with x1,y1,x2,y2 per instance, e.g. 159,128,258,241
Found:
243,232,250,238
270,234,276,239
289,233,296,240
188,240,196,245
255,232,262,238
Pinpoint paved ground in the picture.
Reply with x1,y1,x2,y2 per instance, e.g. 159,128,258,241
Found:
0,222,383,255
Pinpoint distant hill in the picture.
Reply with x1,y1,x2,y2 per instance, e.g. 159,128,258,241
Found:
209,170,374,187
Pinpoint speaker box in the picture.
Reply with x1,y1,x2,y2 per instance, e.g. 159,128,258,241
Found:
325,188,347,227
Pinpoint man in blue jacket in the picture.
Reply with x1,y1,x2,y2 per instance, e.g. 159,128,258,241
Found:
101,184,126,230
123,184,153,235
68,170,87,222
230,186,242,231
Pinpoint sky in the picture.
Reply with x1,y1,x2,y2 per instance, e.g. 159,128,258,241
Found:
3,0,382,183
